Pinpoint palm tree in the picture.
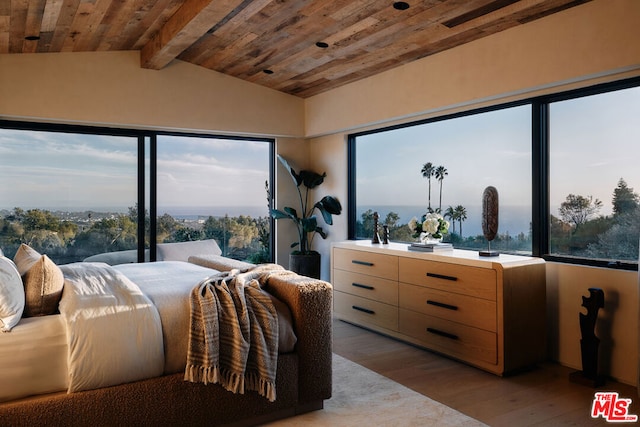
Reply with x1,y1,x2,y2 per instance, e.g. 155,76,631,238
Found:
454,205,467,237
420,162,435,212
443,206,456,235
435,165,448,213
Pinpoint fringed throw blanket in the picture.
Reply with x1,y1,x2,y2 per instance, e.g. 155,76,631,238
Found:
185,264,284,401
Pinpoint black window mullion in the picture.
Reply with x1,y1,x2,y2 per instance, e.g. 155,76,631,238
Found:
149,135,157,262
532,101,549,258
137,137,146,263
347,135,357,240
268,139,275,263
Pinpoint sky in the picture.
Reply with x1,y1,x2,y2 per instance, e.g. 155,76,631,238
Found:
356,86,640,219
0,130,270,214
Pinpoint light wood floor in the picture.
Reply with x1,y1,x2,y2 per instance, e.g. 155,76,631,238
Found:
332,318,640,426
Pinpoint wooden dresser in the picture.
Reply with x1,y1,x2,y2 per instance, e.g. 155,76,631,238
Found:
331,240,546,375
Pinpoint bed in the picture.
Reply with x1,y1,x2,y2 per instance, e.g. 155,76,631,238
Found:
0,244,333,426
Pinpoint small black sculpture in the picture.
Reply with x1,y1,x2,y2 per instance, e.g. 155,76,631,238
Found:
371,211,380,244
570,288,606,387
480,186,499,257
382,225,389,244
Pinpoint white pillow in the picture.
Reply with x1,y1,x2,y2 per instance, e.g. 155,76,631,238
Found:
0,256,25,332
157,239,222,262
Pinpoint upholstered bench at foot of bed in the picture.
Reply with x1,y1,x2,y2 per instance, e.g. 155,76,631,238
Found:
0,354,299,427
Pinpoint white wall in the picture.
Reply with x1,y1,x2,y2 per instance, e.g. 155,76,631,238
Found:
304,0,640,385
0,51,304,137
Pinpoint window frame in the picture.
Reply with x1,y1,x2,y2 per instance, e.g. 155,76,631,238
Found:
348,76,640,271
0,120,275,263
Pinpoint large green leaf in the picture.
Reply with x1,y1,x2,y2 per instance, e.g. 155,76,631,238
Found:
271,208,299,223
299,170,326,189
316,196,342,225
301,216,318,233
315,227,328,239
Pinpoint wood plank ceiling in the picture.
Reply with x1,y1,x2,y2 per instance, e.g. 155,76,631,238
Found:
2,0,591,98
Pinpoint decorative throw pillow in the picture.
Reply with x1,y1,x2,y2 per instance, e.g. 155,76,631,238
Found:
0,256,25,331
13,244,64,317
188,254,255,272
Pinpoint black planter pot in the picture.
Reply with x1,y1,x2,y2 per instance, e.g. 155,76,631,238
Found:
289,252,321,279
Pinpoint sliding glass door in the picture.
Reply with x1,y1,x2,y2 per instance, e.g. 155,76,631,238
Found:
0,128,139,263
155,134,273,262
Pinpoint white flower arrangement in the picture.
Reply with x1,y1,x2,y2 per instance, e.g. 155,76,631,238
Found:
408,213,450,240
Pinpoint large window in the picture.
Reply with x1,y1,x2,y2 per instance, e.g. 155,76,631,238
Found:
156,135,272,263
0,123,274,265
349,77,640,269
549,86,640,263
351,105,532,254
0,127,139,263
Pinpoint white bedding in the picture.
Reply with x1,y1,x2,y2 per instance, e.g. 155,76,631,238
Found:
113,261,220,374
0,260,296,403
0,315,68,402
59,262,165,393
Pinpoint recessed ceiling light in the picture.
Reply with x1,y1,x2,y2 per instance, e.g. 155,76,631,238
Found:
315,42,329,49
393,2,410,10
25,35,40,41
263,69,274,75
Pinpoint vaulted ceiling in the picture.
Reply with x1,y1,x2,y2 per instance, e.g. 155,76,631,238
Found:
2,0,591,98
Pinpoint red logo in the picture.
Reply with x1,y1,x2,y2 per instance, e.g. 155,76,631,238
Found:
591,392,638,422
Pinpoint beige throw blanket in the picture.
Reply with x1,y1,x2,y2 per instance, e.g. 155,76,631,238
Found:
185,264,283,401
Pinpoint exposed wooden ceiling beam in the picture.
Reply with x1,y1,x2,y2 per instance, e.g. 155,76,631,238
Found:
140,0,243,70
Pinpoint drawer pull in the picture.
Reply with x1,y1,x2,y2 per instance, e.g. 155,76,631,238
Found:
427,327,459,340
352,260,374,267
426,272,458,281
427,300,458,311
352,282,375,290
352,305,375,315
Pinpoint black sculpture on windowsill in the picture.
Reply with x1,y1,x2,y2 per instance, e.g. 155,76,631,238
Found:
371,211,381,244
480,186,499,257
570,287,606,387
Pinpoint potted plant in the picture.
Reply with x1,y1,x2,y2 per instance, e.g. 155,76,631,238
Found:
270,155,342,278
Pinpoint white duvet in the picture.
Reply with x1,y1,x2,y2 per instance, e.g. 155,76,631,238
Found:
0,261,294,403
58,262,164,392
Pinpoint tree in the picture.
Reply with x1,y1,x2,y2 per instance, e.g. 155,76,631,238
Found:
359,209,376,238
157,213,179,241
559,194,602,228
420,163,435,212
454,205,467,237
612,178,639,216
22,209,60,232
443,206,456,235
383,212,400,228
434,165,448,213
228,215,259,248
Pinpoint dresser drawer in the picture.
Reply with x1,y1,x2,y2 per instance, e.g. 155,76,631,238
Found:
333,248,398,281
399,258,496,300
399,309,497,365
399,283,496,332
334,291,398,331
334,269,399,305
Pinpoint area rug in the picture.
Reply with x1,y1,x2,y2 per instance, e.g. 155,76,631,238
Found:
266,354,487,426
